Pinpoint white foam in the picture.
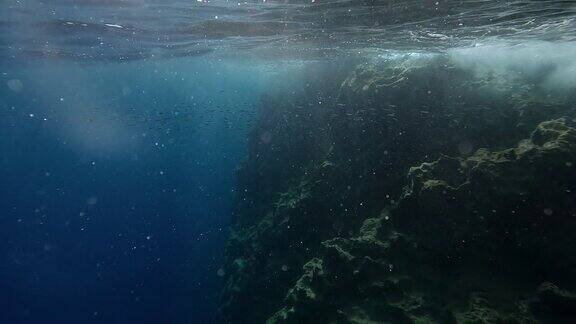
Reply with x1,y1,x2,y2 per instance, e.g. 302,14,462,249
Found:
448,41,576,93
105,23,124,29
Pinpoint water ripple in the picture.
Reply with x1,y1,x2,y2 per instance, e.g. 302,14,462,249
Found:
0,0,575,62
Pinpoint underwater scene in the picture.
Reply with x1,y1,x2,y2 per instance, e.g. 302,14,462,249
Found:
1,0,576,323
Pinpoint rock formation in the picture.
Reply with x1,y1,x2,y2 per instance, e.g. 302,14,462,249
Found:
219,54,576,323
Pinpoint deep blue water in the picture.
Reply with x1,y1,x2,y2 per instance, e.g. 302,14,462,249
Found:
0,58,274,323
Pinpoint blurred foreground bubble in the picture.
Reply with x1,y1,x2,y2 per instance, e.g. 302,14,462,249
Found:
122,87,132,96
260,131,272,144
87,196,99,205
458,140,474,155
7,79,23,92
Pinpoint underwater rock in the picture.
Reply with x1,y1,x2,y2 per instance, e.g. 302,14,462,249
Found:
396,117,576,273
537,282,576,315
219,56,576,323
224,118,576,323
263,115,576,321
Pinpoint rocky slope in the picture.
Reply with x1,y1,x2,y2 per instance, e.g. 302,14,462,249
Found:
219,54,576,323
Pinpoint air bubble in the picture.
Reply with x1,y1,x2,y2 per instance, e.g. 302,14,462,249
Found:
7,79,23,92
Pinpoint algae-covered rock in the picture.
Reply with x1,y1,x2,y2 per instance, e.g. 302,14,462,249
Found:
219,55,576,323
537,282,576,315
266,258,329,324
453,293,536,324
396,118,576,276
225,118,576,323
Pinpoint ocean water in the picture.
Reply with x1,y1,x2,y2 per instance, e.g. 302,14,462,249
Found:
0,59,272,322
1,1,576,323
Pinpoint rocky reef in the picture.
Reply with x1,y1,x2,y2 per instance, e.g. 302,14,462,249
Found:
219,54,576,323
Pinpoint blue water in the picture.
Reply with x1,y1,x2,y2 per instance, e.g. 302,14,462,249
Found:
1,0,576,323
0,58,273,323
